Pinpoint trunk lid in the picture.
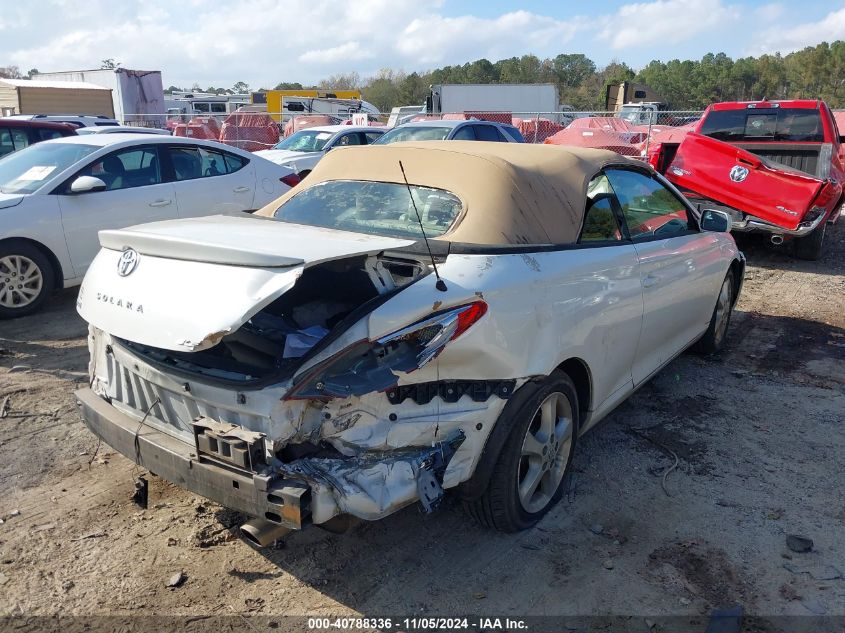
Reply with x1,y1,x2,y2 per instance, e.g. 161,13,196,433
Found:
78,214,414,352
665,133,825,231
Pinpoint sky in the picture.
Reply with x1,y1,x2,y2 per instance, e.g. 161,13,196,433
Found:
1,0,844,90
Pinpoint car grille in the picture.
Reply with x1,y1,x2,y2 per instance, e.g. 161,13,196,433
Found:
104,352,266,444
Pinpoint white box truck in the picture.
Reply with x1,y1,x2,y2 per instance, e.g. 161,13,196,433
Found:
426,83,561,117
34,68,166,126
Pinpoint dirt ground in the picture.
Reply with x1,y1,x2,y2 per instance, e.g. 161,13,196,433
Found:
0,225,843,631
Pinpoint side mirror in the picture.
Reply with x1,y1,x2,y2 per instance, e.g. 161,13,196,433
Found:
70,175,107,194
701,209,731,232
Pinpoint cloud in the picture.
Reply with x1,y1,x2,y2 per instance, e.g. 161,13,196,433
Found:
298,42,373,64
397,10,583,65
754,2,785,22
748,7,845,55
597,0,739,50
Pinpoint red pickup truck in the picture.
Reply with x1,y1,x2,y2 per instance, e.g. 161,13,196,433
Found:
649,100,844,259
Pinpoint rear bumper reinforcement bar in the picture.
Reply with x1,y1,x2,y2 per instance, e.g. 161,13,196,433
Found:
74,388,309,529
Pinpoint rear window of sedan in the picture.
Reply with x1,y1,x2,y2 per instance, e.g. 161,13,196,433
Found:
272,180,462,239
374,126,452,144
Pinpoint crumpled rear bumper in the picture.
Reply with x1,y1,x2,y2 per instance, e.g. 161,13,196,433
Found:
74,388,310,529
75,387,466,528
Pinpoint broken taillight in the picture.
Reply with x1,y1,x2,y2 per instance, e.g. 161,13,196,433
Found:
285,300,488,400
280,173,301,188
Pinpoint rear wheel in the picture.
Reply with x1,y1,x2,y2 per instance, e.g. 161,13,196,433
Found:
694,270,734,354
0,242,55,319
466,373,578,532
794,221,826,261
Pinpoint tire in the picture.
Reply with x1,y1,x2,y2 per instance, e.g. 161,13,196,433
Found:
794,221,826,261
466,372,579,532
0,241,55,319
693,270,734,355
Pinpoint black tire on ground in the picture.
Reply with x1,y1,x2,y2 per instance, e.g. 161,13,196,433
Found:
793,221,826,261
465,372,579,533
0,241,55,319
693,270,734,355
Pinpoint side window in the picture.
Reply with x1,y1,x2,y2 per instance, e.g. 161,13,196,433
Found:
169,146,203,181
364,132,383,144
80,147,161,191
193,103,210,113
474,125,505,142
451,125,477,141
38,128,66,141
580,174,623,243
335,133,362,147
605,169,692,241
11,129,29,151
0,128,14,157
210,103,227,114
171,145,247,179
223,152,247,173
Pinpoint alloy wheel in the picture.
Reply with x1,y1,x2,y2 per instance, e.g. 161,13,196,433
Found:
517,391,574,514
0,255,44,309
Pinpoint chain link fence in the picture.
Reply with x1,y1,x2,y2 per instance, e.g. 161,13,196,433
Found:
120,108,843,158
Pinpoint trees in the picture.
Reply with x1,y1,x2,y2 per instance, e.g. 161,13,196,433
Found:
0,66,23,79
100,59,121,69
232,81,250,94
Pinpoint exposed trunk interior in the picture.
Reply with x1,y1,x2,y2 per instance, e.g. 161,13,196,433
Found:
121,254,427,383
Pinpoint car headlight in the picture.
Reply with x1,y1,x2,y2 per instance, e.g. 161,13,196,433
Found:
285,301,487,400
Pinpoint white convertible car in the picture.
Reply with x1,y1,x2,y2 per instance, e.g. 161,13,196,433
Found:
75,142,744,544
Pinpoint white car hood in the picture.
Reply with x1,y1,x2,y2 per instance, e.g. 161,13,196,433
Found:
78,214,413,352
253,149,319,165
0,193,26,210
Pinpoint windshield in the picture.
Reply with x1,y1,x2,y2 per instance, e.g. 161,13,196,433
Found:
0,142,99,194
700,108,824,142
373,126,451,144
272,130,334,152
273,180,462,239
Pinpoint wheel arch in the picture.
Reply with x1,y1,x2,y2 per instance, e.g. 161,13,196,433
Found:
457,357,591,501
554,357,592,429
728,256,744,307
0,237,65,291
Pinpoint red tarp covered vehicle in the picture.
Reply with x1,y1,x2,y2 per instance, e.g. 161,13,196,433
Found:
512,118,564,143
544,127,643,156
651,100,843,259
220,111,280,152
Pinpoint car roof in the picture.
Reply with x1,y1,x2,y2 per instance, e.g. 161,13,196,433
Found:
39,134,233,148
296,125,383,134
256,141,637,246
0,118,76,131
395,120,471,129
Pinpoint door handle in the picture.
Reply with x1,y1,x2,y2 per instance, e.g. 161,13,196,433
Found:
149,199,173,208
233,186,251,193
642,273,660,288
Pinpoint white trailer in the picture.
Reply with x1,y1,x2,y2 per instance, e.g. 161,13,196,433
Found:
34,69,166,126
427,83,561,117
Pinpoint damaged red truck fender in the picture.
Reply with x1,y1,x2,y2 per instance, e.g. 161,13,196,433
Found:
649,100,844,259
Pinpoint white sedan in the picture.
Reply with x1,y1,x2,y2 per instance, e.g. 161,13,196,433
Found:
254,125,385,178
76,142,744,542
0,134,300,317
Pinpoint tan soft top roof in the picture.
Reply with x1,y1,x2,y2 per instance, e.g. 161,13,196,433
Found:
255,141,638,245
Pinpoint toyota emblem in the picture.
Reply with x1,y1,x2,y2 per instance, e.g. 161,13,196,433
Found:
117,249,139,277
729,165,749,183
